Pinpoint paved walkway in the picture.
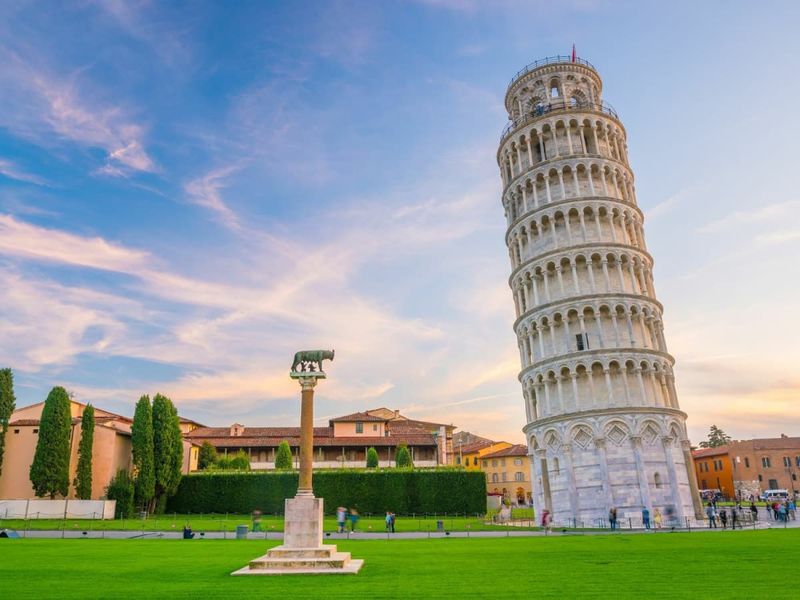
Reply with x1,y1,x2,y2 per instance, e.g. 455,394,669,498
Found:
8,519,795,540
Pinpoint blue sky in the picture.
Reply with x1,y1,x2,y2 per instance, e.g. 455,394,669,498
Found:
1,0,799,443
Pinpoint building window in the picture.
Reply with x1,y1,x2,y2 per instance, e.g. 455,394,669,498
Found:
762,457,771,468
575,333,589,351
654,473,663,489
492,473,499,483
482,460,488,468
796,456,800,467
33,429,38,434
501,459,506,467
515,472,524,482
355,422,363,434
701,479,707,488
758,474,763,482
514,458,522,466
713,461,719,471
769,478,779,489
784,456,791,467
13,429,19,434
373,424,378,432
744,457,750,468
794,474,797,481
501,472,507,482
492,459,497,467
456,456,461,465
553,457,560,475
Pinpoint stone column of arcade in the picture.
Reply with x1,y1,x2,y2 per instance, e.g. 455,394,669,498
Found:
233,350,364,576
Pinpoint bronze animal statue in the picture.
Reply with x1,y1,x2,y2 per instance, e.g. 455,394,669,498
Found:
291,349,335,373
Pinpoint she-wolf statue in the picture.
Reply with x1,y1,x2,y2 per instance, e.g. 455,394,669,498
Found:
291,349,335,373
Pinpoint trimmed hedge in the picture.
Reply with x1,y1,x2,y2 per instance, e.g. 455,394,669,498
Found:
166,469,486,515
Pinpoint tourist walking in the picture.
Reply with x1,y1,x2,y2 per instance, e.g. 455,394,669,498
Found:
609,507,618,531
653,508,662,529
348,507,359,532
750,502,758,522
730,506,739,529
642,507,651,530
719,508,728,529
385,511,396,533
336,506,347,533
705,502,717,528
789,500,797,520
541,509,551,532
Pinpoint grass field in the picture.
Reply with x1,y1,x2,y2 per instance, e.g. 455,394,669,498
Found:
0,513,521,533
0,530,797,598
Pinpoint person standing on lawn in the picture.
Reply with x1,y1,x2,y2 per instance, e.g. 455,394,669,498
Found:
336,506,347,533
719,508,728,529
348,507,359,532
653,508,662,529
750,502,758,522
706,502,717,528
609,507,618,530
642,507,651,530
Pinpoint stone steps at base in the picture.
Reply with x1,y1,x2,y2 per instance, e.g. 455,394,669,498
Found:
250,552,352,570
266,546,337,558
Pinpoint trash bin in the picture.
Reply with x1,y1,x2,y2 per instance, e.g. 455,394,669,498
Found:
236,525,248,540
436,520,444,532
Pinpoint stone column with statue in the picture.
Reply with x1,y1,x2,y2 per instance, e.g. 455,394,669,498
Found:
233,350,363,576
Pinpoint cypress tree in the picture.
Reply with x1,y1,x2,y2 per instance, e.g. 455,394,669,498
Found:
29,386,72,498
274,440,292,470
395,443,413,468
366,446,379,468
73,404,95,499
152,394,183,510
198,441,217,470
0,368,16,476
132,395,155,510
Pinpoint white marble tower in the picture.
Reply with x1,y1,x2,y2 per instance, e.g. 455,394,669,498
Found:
497,55,703,525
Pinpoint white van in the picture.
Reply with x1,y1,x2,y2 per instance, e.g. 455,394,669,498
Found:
761,489,789,501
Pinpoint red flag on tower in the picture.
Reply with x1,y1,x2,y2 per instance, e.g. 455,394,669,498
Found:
571,43,576,62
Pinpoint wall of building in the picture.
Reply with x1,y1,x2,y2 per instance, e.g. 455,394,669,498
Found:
483,455,532,505
332,421,385,437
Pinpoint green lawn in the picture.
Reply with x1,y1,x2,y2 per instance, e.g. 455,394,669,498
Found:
0,530,797,598
0,513,520,533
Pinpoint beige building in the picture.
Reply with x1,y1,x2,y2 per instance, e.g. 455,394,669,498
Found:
0,401,132,501
0,401,199,501
185,407,456,469
482,444,532,506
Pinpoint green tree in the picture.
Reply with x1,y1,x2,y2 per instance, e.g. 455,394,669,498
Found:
105,469,135,518
152,394,183,510
698,425,732,449
132,395,155,510
29,386,72,498
0,368,17,476
275,441,293,470
198,442,218,470
73,404,95,499
395,444,413,468
366,446,379,468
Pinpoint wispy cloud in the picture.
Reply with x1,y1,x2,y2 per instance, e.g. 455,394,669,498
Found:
697,200,800,234
0,158,48,186
184,165,244,230
0,51,156,176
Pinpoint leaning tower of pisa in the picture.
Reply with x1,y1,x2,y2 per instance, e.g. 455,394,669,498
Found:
498,55,703,525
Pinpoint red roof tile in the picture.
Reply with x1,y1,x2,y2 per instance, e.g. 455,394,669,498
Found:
329,412,386,423
482,444,529,458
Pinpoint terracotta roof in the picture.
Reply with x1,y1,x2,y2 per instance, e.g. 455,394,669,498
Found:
329,412,386,423
186,426,332,438
692,446,730,458
741,437,800,450
186,433,436,449
10,416,127,427
180,417,206,427
482,444,529,458
455,440,495,454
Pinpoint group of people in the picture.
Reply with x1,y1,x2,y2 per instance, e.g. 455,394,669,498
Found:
610,506,675,530
764,499,797,522
335,506,360,532
704,502,745,529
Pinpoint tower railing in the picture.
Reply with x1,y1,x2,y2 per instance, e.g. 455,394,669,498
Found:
500,100,619,145
507,56,597,90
